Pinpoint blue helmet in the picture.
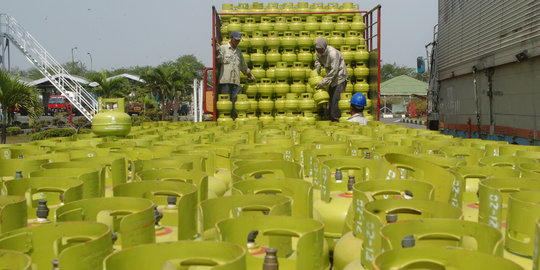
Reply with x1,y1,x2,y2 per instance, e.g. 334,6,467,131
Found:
350,92,367,107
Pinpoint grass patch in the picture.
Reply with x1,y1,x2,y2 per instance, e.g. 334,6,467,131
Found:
6,134,32,144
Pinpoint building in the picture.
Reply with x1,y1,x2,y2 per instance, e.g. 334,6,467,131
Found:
29,74,95,112
88,73,145,89
380,75,428,115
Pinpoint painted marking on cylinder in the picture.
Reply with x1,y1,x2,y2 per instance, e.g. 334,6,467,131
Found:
250,246,267,255
466,203,479,209
155,226,173,236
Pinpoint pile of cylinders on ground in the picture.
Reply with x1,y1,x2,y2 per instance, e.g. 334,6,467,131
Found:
0,119,537,269
216,2,374,124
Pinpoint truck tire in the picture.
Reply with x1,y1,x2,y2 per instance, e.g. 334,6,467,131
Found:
427,120,439,131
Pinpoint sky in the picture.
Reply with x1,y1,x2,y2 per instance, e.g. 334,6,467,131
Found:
2,0,438,72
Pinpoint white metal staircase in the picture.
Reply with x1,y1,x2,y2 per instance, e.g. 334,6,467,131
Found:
0,13,98,121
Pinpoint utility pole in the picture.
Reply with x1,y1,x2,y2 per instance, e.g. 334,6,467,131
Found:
71,46,77,64
87,52,93,70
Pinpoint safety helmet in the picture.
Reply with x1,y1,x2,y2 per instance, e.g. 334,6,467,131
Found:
350,92,367,107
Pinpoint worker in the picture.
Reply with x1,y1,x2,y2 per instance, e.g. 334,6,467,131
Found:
347,92,369,125
215,30,256,118
180,103,189,116
314,37,348,122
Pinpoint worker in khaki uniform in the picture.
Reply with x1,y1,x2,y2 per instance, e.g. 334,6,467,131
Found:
314,37,348,122
215,30,255,118
347,92,369,125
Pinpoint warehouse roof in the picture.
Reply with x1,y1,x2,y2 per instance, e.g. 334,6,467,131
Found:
29,74,91,86
380,75,428,96
30,73,144,88
110,73,144,82
88,73,144,87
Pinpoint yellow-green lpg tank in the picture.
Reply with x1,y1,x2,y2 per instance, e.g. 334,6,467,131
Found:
92,98,131,137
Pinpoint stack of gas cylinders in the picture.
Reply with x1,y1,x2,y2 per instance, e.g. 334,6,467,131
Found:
217,2,374,124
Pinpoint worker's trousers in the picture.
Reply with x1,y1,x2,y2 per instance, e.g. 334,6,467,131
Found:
328,81,347,122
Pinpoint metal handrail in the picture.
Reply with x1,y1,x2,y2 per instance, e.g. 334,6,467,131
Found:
0,13,98,121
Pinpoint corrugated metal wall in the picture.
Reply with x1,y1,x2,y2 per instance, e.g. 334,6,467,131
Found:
438,0,540,79
438,54,540,142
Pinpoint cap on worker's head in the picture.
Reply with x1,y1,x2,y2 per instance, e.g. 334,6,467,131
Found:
230,30,242,41
350,92,367,107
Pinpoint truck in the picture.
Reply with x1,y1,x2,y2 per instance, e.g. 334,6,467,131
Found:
126,102,143,116
426,0,540,145
201,3,382,122
47,95,74,116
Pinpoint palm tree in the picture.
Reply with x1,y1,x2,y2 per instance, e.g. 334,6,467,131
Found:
0,69,43,143
141,66,182,121
89,71,128,98
156,55,205,121
141,94,158,118
173,55,204,121
174,55,204,97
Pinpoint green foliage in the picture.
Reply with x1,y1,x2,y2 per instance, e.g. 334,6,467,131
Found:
29,119,53,133
6,126,22,136
30,128,76,141
52,113,66,127
73,117,91,131
384,97,407,105
172,55,205,98
0,69,43,143
147,109,159,121
10,53,205,124
141,55,204,121
381,62,428,82
129,88,159,117
141,66,179,120
109,66,153,77
131,115,152,126
29,121,41,132
10,67,44,80
78,129,92,134
62,61,88,76
88,71,129,98
411,97,427,116
40,120,52,126
11,121,27,129
13,62,89,78
129,86,149,101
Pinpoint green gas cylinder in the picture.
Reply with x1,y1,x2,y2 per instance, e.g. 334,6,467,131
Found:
92,98,132,137
339,92,352,111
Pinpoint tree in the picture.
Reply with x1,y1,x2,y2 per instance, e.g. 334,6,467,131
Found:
411,97,427,117
141,66,183,121
174,55,204,94
141,94,158,118
174,55,204,121
13,54,206,121
0,69,43,143
166,55,205,121
23,68,44,80
109,66,153,77
381,62,428,82
11,62,88,80
129,86,158,117
62,61,88,77
88,71,129,98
